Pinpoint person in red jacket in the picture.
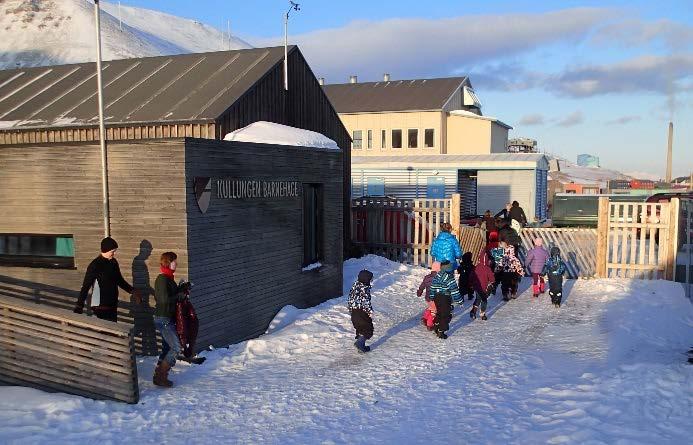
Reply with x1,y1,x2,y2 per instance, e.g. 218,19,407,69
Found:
470,250,496,321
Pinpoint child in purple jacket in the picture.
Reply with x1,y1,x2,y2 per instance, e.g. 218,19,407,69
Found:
417,262,441,330
525,238,549,298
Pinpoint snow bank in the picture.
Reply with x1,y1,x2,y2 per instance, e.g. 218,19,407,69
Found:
1,256,692,444
223,121,340,150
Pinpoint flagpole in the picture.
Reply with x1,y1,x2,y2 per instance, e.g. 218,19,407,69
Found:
94,0,110,237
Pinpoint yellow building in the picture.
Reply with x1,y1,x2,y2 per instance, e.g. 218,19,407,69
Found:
323,77,549,220
322,76,511,156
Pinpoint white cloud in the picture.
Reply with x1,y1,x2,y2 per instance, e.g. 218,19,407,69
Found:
548,54,693,97
253,8,614,82
518,114,546,126
606,115,641,125
556,111,584,127
592,19,693,50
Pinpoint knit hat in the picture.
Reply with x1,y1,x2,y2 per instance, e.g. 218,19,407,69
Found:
440,260,453,273
489,231,499,242
533,238,543,247
357,269,374,285
550,246,561,258
100,237,118,253
431,261,442,272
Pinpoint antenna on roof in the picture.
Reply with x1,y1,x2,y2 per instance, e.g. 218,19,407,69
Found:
284,1,301,91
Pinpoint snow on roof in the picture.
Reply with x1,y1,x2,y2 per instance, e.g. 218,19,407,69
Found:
449,109,513,129
223,121,340,150
549,158,630,187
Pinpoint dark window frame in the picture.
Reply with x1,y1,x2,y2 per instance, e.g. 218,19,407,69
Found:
408,129,418,148
0,233,76,269
381,129,386,149
392,129,402,149
367,129,373,149
424,128,435,148
302,184,324,267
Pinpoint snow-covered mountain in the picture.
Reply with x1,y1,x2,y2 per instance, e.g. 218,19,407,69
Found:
0,0,251,70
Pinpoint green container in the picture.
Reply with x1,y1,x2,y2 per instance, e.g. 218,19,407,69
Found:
552,194,648,227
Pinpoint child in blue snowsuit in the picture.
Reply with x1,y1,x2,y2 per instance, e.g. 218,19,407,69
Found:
543,247,567,308
429,261,461,339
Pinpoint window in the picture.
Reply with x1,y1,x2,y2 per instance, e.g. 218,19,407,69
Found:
391,129,402,149
303,184,323,266
367,177,385,196
367,130,373,150
425,129,435,148
352,130,362,149
408,129,418,148
0,234,75,269
426,177,445,198
381,130,386,149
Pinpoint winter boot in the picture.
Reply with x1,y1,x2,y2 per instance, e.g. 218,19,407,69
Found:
511,292,518,300
481,313,488,321
532,284,540,298
436,331,448,339
153,360,173,387
540,281,546,293
354,335,369,353
470,306,478,320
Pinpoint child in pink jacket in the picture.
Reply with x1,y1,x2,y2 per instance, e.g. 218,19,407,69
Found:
417,262,441,330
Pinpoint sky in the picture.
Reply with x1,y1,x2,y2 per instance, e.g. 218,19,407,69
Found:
115,0,693,178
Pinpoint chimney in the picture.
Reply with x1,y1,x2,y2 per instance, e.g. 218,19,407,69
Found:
349,75,358,84
318,77,325,86
666,121,673,183
383,73,390,82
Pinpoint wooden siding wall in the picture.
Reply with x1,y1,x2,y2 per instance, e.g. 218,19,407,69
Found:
216,49,352,254
0,123,216,145
184,139,343,348
0,139,189,355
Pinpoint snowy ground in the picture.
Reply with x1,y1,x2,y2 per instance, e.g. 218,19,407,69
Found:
1,255,692,444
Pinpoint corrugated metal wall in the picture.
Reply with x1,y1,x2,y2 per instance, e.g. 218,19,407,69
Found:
535,169,548,219
477,170,536,217
352,167,457,200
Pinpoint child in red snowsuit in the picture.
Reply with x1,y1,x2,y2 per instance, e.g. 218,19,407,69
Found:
417,262,441,330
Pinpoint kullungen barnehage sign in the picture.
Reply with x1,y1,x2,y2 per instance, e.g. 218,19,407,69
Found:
216,179,301,199
194,177,301,214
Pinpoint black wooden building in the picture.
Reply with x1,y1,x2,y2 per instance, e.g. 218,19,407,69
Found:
0,46,349,351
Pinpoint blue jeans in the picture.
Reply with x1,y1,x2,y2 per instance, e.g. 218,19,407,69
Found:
154,316,181,366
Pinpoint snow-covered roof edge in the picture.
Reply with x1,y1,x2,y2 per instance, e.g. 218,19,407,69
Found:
223,121,340,150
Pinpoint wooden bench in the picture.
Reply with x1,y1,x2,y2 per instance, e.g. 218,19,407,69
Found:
0,295,139,404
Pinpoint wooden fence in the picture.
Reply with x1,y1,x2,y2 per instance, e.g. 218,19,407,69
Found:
351,195,459,266
596,198,679,279
352,195,684,281
0,295,139,404
519,228,598,279
675,198,692,298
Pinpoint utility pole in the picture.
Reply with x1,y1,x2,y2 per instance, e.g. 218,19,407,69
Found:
284,1,300,91
93,0,110,237
227,20,231,50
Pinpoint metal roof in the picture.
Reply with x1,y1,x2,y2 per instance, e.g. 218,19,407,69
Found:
352,153,549,170
322,77,469,113
0,46,292,130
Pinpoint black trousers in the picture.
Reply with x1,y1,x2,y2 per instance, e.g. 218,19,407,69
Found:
548,274,564,305
433,293,452,333
351,309,374,340
501,272,519,297
92,307,118,322
473,290,488,312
